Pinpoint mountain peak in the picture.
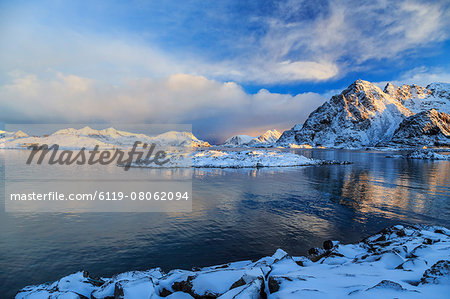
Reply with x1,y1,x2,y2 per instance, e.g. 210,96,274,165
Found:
341,79,383,98
383,82,398,94
350,79,377,89
354,79,372,85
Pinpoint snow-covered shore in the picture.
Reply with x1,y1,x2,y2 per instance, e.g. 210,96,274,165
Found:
129,149,349,168
16,225,449,298
386,150,450,160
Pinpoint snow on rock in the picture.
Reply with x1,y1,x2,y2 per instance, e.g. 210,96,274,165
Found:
16,225,450,298
385,109,450,147
406,150,450,160
278,80,450,148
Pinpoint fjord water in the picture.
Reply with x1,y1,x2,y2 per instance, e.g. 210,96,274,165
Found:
1,149,449,297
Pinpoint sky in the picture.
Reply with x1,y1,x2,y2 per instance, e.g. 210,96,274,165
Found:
0,0,449,143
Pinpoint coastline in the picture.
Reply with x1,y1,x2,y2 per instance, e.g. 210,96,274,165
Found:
16,225,450,298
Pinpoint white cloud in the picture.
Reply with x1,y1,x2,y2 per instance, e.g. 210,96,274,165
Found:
1,0,448,85
0,72,325,142
260,0,450,74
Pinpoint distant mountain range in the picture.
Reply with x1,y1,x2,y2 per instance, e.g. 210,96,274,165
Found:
1,80,449,150
278,80,449,148
222,129,281,147
0,126,210,149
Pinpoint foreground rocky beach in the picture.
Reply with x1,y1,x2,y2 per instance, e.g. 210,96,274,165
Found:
16,225,449,298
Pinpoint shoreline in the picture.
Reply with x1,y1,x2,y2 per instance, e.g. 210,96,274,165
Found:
16,224,450,298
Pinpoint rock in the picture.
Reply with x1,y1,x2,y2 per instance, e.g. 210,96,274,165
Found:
159,288,173,297
230,277,246,289
172,276,195,294
267,276,280,293
420,260,450,284
114,282,125,299
396,229,406,237
366,280,406,291
219,277,265,299
295,260,304,267
308,247,319,255
323,240,334,250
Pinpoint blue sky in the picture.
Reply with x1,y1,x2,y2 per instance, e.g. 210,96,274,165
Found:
1,0,449,142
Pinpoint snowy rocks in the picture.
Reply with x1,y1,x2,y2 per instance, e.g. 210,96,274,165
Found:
420,260,450,285
16,225,450,299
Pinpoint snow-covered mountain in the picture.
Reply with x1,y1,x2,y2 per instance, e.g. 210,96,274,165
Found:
223,135,256,146
385,109,450,147
0,126,210,149
222,130,281,147
247,129,282,146
278,80,450,148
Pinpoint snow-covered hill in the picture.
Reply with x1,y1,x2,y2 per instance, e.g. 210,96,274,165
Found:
128,149,347,168
278,80,450,148
0,126,210,149
222,130,281,147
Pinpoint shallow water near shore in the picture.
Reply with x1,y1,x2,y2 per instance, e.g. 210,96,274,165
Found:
0,148,449,297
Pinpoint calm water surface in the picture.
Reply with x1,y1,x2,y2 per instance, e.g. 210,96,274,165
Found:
0,149,449,297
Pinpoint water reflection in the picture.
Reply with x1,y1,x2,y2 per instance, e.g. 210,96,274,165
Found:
0,149,449,298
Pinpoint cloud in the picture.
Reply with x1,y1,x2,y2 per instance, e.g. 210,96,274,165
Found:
258,0,450,75
0,72,325,142
373,66,450,89
1,0,448,85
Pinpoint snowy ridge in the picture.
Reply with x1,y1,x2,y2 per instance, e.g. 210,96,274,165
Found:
385,109,450,147
278,80,450,148
16,225,450,298
0,126,210,149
